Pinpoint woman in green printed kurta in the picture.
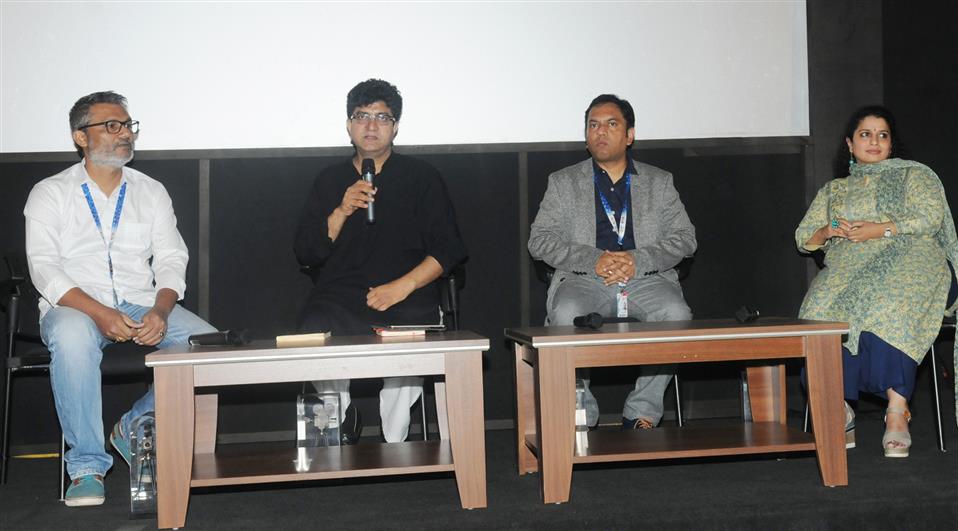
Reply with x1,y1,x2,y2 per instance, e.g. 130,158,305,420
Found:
796,106,958,457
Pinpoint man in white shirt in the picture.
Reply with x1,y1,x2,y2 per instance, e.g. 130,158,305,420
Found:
23,91,216,507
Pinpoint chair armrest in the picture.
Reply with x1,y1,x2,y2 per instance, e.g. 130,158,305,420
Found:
299,265,321,285
676,256,695,281
7,353,51,370
532,260,555,285
439,264,465,330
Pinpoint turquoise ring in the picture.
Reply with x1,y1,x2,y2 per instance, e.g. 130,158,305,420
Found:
831,219,839,228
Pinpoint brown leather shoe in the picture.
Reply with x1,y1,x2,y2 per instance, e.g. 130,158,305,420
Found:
622,417,655,430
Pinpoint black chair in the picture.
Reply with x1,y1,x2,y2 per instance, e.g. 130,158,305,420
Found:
927,316,954,451
423,265,465,439
532,257,693,426
1,257,52,488
1,256,151,499
298,263,466,440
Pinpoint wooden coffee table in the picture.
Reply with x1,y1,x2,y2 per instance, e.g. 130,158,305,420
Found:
505,318,848,504
145,331,489,529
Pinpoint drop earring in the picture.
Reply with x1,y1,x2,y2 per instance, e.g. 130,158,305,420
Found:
848,152,856,170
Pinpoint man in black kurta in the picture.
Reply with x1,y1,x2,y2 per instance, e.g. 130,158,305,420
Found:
294,79,466,443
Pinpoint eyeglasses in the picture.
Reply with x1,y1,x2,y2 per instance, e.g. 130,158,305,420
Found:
78,119,140,135
349,112,396,125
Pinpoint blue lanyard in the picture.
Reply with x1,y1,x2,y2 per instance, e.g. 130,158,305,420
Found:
594,172,631,246
81,181,127,308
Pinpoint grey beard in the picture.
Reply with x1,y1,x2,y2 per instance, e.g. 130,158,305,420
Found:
88,149,134,168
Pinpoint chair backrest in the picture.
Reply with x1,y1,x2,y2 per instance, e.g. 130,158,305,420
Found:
3,256,43,359
2,258,16,343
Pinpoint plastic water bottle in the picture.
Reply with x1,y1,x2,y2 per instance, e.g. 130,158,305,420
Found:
575,379,589,454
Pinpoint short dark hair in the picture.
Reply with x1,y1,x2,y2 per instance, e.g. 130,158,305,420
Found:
346,79,402,121
69,91,129,157
833,104,910,178
584,94,635,131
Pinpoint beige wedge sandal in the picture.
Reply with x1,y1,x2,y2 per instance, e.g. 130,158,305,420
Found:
882,407,912,458
844,401,856,449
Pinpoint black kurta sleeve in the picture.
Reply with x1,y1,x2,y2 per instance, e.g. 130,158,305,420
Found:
294,168,343,268
416,165,467,273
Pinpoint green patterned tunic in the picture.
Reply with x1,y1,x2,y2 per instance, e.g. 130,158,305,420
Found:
795,159,958,425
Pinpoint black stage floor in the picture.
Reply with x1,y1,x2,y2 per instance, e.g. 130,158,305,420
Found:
2,404,956,530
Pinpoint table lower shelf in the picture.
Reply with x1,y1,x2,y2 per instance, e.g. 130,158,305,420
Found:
191,440,455,487
524,422,817,464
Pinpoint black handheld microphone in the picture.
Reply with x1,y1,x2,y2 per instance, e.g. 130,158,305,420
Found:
188,329,250,346
361,158,375,224
734,306,760,323
573,312,604,330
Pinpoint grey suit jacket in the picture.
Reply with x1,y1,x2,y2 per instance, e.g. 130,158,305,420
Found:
528,158,696,285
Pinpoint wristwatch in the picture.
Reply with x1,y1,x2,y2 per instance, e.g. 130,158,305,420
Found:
883,227,893,238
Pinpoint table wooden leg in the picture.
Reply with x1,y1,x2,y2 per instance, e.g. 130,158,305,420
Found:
805,334,848,487
514,344,538,475
535,347,574,504
155,365,195,529
746,364,787,423
445,349,487,509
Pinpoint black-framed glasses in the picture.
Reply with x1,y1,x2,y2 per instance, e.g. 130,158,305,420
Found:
78,119,140,135
349,112,396,125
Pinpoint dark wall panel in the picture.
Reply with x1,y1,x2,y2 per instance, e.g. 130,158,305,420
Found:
0,161,76,262
657,152,808,319
419,152,520,421
207,157,330,435
805,0,884,193
208,156,328,337
882,0,958,203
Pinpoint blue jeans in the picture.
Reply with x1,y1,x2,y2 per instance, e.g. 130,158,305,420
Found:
41,301,215,479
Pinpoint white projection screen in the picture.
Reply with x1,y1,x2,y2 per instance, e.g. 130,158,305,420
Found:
0,1,808,153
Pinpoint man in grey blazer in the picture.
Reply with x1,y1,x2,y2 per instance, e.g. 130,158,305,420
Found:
528,94,696,429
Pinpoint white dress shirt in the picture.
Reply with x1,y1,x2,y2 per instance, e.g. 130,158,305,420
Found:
24,161,189,317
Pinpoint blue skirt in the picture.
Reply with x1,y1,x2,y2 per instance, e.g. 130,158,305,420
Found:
842,331,917,401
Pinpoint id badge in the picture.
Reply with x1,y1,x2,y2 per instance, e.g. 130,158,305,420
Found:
616,288,628,318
